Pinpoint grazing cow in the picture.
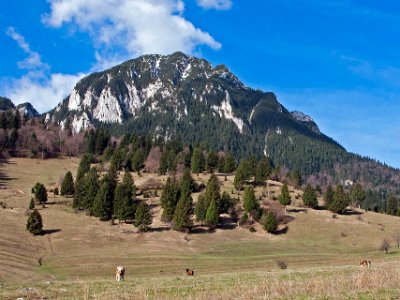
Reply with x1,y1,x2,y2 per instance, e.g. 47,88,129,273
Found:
359,260,371,269
116,266,125,282
185,268,194,276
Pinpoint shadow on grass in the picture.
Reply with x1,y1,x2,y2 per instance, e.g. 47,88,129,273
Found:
273,226,289,235
40,229,61,235
190,226,215,234
147,227,171,233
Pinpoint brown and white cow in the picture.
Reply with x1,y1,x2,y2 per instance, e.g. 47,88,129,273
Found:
116,266,125,282
359,260,371,269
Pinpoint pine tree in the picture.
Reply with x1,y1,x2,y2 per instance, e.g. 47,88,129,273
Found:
243,186,258,212
33,183,47,205
254,157,271,185
195,193,208,222
324,185,334,210
92,174,115,220
172,193,193,231
61,171,75,196
26,209,43,235
261,211,277,233
205,199,219,227
82,168,99,211
191,147,205,174
278,183,291,206
29,198,35,210
134,201,152,232
330,185,349,214
303,184,318,208
160,176,180,222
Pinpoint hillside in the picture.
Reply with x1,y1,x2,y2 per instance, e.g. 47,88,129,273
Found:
43,52,400,197
1,158,400,299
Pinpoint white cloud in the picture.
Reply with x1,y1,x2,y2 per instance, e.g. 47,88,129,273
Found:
4,27,84,113
196,0,232,10
6,27,48,71
2,73,85,113
43,0,222,69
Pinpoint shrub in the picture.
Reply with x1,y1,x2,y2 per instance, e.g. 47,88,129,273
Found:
276,260,287,270
54,187,59,196
239,212,249,226
249,226,256,233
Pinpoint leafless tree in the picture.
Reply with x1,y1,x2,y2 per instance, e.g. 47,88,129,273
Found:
392,233,400,248
380,238,390,254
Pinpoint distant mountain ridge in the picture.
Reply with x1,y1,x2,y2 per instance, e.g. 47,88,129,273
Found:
0,96,39,117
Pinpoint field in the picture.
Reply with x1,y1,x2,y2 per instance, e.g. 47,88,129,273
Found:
1,157,400,299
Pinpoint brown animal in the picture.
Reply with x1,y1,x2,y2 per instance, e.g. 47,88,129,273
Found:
185,268,194,276
116,266,125,282
359,260,371,269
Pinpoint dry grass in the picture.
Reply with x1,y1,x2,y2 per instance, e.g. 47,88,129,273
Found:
1,158,400,299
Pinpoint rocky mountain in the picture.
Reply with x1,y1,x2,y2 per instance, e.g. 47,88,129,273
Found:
46,52,400,196
16,102,40,118
0,97,39,118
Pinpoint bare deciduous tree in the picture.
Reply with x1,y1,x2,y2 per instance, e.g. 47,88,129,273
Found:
380,238,390,254
392,233,400,248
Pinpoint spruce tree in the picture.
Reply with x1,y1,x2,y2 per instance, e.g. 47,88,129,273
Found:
350,183,365,207
191,147,205,174
135,201,152,232
33,183,47,205
205,199,219,227
195,193,208,222
386,192,398,215
278,183,291,206
324,185,334,210
243,186,259,212
223,152,236,173
234,159,251,190
206,151,219,173
255,157,271,185
205,173,221,204
26,209,43,235
61,171,75,196
180,168,197,194
132,148,145,173
114,172,135,222
262,211,277,233
160,176,180,222
330,185,349,214
92,174,115,221
172,193,193,232
303,184,318,208
219,191,234,214
73,175,85,208
83,168,99,211
29,198,35,210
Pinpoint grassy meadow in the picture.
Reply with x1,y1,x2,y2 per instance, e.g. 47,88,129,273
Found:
0,157,400,299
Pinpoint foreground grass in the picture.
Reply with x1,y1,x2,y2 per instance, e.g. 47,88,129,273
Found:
2,263,400,299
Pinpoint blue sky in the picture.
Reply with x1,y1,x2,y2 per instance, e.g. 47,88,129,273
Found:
0,0,399,168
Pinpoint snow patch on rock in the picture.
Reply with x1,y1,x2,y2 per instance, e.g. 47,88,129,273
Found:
291,111,314,123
